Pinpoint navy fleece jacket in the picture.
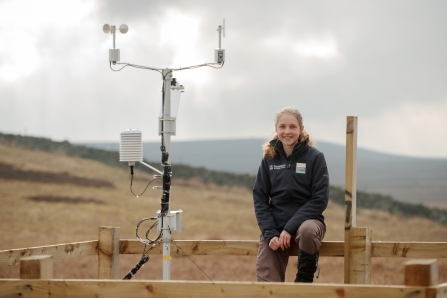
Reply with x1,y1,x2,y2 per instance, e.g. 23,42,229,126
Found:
253,140,329,245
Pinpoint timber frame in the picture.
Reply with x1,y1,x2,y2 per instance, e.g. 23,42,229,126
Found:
1,117,446,297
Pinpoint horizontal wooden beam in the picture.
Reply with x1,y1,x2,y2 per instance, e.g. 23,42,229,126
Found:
373,242,447,258
119,240,345,257
120,240,447,259
0,279,428,298
0,241,98,267
2,240,447,268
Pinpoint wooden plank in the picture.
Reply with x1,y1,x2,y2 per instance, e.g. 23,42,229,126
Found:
2,240,447,269
0,241,98,267
119,240,345,257
372,242,447,258
405,259,438,286
98,226,120,279
345,116,358,284
20,255,53,279
349,228,372,284
120,240,447,258
0,279,427,298
320,241,345,257
120,240,259,256
427,282,447,298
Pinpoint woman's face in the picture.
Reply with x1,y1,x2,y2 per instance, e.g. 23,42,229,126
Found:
276,113,303,148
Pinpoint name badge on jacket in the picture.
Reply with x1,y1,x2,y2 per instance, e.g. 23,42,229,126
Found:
296,163,306,174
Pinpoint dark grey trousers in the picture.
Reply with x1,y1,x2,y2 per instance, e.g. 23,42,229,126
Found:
256,219,325,282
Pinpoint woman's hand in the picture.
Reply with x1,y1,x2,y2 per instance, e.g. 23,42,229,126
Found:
269,237,280,251
279,230,291,250
269,230,292,251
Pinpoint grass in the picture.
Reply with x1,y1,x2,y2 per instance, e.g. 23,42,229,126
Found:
0,143,446,284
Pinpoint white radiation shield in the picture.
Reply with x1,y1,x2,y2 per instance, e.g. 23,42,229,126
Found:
119,129,143,164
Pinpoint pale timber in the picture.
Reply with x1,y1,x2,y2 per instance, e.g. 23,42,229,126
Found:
0,240,98,267
2,240,447,268
349,227,372,284
373,242,447,258
0,280,427,298
98,226,120,279
405,259,438,287
119,240,341,256
344,116,358,284
19,255,53,279
427,282,447,298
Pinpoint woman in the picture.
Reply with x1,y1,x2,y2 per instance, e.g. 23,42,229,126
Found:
253,107,329,283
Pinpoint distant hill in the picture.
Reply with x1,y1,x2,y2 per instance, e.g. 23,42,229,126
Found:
1,132,447,226
3,133,447,283
80,138,447,208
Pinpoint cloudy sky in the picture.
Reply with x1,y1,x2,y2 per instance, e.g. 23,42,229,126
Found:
1,0,447,158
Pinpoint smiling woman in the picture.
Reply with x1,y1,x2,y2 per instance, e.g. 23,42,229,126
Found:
254,107,329,283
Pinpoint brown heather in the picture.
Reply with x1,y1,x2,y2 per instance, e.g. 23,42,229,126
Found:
0,143,446,284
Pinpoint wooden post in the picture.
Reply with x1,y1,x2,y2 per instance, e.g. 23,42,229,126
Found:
98,226,120,279
20,255,53,279
405,259,438,286
349,227,372,284
344,116,358,283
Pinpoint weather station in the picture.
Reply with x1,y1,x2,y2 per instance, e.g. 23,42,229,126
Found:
102,20,226,280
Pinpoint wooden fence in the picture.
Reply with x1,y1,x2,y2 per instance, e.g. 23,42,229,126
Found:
0,228,446,297
1,117,447,297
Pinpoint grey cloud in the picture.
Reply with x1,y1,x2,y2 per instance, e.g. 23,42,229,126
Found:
2,0,447,155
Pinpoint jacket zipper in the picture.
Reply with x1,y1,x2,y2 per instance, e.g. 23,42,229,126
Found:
286,144,304,200
287,143,304,168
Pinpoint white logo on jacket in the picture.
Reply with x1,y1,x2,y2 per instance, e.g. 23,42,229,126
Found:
269,164,286,170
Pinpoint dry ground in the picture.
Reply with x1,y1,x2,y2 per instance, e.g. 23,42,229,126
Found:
0,143,446,284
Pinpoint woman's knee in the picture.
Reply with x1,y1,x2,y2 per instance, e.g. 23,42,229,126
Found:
296,220,324,254
297,220,318,240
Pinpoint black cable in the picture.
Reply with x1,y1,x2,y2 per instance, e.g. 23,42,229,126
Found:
122,238,159,280
129,166,162,197
171,62,224,71
122,254,149,280
109,61,128,72
110,62,163,74
205,61,225,69
123,216,162,280
160,164,171,216
136,217,162,245
145,219,162,245
161,78,165,161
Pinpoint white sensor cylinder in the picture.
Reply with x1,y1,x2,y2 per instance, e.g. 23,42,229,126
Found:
214,48,225,63
109,49,120,62
120,129,143,163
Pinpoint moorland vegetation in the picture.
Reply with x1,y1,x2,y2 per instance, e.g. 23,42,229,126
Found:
0,132,446,283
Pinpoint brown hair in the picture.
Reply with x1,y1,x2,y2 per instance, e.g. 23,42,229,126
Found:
262,107,313,159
